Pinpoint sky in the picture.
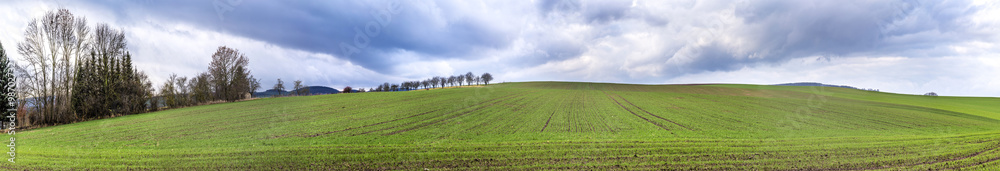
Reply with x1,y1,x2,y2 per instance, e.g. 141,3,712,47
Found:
2,0,1000,96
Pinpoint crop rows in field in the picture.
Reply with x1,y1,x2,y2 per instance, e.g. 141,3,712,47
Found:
13,132,1000,170
12,82,1000,170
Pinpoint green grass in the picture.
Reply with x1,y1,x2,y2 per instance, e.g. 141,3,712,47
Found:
5,81,1000,170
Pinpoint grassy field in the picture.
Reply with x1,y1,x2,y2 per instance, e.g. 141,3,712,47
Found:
5,82,1000,170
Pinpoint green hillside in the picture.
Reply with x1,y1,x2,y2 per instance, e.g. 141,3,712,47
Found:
6,82,1000,170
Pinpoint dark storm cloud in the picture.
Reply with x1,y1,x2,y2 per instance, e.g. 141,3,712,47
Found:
93,0,514,73
74,0,995,83
674,0,986,74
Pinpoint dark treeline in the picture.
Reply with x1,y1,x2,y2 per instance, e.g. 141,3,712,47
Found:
367,72,493,92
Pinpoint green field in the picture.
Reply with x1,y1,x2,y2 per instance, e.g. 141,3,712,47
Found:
5,82,1000,170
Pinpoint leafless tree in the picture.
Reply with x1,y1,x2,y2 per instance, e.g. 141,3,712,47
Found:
273,78,285,96
293,80,303,96
248,75,260,98
430,77,440,88
208,46,253,102
464,72,474,86
481,73,493,85
456,75,465,86
16,8,91,124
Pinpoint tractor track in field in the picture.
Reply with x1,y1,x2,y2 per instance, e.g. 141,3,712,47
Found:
303,109,444,138
541,111,556,132
811,141,1000,170
612,93,692,131
603,91,671,131
347,92,528,136
380,91,534,136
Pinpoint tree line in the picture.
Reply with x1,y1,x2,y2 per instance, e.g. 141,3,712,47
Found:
2,8,258,127
157,46,259,109
368,72,493,92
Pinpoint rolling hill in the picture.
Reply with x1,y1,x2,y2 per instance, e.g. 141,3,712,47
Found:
7,82,1000,170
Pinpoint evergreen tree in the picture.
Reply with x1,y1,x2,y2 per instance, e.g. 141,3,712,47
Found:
0,42,18,128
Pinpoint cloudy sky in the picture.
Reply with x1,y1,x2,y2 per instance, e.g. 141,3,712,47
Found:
2,0,1000,96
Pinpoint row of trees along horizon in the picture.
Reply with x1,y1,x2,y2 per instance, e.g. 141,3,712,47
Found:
268,72,494,96
0,8,498,129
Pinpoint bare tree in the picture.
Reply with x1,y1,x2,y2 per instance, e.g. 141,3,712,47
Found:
160,74,178,108
16,9,91,124
430,77,440,89
208,46,253,102
464,72,474,86
447,76,456,87
190,72,212,104
481,73,493,85
248,75,260,98
175,76,189,107
436,76,446,88
293,80,303,96
273,78,285,96
456,75,465,86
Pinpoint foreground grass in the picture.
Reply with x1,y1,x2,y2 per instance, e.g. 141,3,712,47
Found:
5,82,1000,170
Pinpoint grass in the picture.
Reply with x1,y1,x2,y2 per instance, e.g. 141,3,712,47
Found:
5,81,1000,170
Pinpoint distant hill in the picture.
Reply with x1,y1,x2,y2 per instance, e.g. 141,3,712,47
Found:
295,86,340,95
254,86,340,97
253,89,289,98
774,82,860,90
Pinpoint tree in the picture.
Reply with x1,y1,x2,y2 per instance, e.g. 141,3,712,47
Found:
924,92,938,96
273,78,285,97
474,76,481,85
69,24,149,119
421,80,429,89
481,73,493,85
391,84,399,91
190,72,212,104
456,75,465,86
175,76,189,107
17,8,91,124
293,80,303,96
208,46,253,102
448,76,456,87
1,41,18,128
160,74,178,108
343,86,352,93
383,82,390,91
464,72,474,86
430,77,440,89
437,76,446,88
248,75,260,98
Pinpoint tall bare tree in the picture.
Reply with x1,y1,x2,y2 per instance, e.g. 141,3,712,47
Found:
208,46,253,102
248,75,260,98
17,9,91,124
